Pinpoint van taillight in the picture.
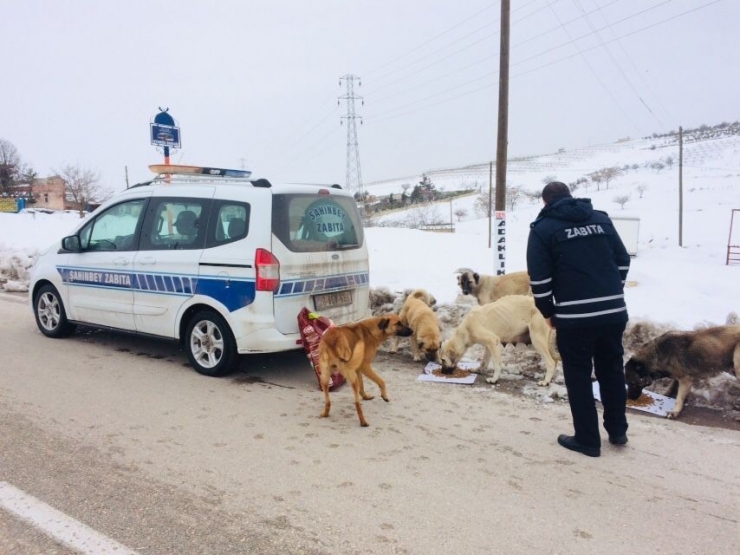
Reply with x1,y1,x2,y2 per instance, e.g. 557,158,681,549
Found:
255,248,280,292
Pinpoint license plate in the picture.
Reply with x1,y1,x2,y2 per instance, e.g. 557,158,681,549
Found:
314,290,352,310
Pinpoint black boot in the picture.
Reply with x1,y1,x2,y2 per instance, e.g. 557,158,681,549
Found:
557,434,601,457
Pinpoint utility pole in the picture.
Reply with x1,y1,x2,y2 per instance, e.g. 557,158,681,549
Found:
124,166,129,189
494,0,511,275
679,126,684,247
339,75,364,197
488,161,493,248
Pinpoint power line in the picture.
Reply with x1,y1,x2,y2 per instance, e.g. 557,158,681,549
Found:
591,0,677,127
362,2,501,77
364,0,722,125
546,0,643,134
571,0,665,129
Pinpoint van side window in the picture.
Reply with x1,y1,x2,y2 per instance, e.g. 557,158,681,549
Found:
206,202,250,248
78,199,147,251
140,199,209,250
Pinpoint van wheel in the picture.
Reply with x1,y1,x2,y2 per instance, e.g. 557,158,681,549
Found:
185,310,238,377
34,284,76,338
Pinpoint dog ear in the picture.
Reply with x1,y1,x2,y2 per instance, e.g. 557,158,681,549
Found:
378,317,390,331
473,272,480,284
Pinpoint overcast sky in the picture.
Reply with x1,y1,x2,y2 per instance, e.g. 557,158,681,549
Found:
2,0,737,192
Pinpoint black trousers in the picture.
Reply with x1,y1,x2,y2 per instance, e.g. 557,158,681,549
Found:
556,322,628,448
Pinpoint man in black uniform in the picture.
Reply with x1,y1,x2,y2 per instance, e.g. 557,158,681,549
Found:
526,182,631,457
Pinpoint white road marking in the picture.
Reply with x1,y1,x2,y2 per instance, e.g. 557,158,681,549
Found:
0,482,140,555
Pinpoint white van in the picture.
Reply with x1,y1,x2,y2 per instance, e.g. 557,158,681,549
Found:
29,165,370,376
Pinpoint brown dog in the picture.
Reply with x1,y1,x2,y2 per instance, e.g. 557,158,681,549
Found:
625,325,740,419
389,289,441,363
318,314,413,427
456,268,531,305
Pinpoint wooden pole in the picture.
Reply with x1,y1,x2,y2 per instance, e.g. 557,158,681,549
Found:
494,0,510,274
679,126,683,247
488,161,493,248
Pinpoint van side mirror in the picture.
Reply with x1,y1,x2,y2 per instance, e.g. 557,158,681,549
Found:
62,235,81,252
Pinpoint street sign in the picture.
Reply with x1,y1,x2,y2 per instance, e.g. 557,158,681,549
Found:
150,123,181,149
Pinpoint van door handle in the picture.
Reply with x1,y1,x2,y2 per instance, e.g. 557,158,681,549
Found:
138,256,156,265
113,257,129,266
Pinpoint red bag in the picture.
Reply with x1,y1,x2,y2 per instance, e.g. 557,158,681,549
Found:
298,307,346,391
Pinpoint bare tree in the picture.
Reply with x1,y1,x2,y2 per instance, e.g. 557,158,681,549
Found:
474,190,493,217
613,194,630,209
542,175,557,185
602,166,623,189
0,138,22,191
664,156,674,170
506,185,523,211
55,164,109,217
588,169,605,191
453,208,468,222
401,183,411,194
635,183,648,198
651,161,665,173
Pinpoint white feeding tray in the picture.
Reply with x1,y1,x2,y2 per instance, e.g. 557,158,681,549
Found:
418,359,480,385
592,381,676,417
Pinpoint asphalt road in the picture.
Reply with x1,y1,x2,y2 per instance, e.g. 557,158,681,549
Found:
1,294,739,555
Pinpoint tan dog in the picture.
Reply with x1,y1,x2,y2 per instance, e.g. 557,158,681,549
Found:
456,268,531,305
318,314,413,427
625,325,740,419
439,295,560,386
389,289,441,363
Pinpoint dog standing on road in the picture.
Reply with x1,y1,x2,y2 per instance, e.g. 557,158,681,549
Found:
390,288,441,363
318,314,413,427
439,294,560,386
456,268,531,305
625,325,740,419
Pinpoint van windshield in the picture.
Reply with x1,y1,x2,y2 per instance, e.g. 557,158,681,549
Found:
272,193,364,253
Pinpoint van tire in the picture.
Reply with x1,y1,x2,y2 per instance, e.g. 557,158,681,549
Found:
34,284,76,338
185,310,238,377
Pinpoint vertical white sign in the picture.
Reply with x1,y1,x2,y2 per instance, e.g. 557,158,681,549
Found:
495,210,506,275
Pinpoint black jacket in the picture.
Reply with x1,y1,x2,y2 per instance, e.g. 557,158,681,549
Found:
526,196,630,329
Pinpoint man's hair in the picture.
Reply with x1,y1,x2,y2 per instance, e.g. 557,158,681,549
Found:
541,181,571,205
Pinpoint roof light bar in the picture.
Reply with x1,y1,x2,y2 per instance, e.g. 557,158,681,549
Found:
148,164,252,178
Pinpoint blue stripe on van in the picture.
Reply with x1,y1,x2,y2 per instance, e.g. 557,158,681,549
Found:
56,266,369,311
274,271,370,298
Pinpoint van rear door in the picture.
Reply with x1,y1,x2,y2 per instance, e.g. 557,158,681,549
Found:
270,191,370,334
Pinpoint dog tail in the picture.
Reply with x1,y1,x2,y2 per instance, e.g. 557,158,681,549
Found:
323,329,352,362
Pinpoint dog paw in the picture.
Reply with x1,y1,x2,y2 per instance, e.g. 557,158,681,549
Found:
382,396,390,403
666,410,681,419
485,377,499,384
412,356,421,362
537,379,551,387
362,394,375,401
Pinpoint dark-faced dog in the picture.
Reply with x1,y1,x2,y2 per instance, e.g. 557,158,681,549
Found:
318,314,412,427
625,325,740,419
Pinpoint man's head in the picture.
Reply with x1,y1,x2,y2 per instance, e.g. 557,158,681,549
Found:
541,181,571,205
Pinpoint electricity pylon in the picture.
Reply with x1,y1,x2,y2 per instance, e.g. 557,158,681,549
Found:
338,74,364,197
